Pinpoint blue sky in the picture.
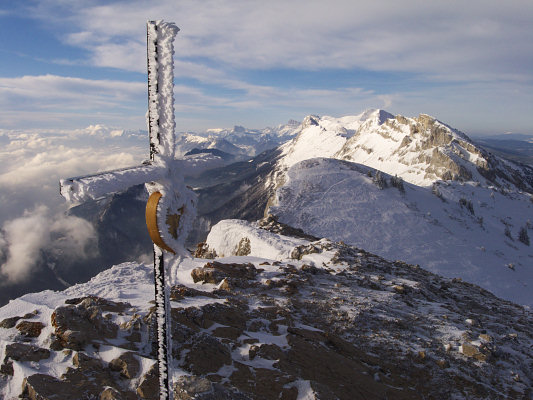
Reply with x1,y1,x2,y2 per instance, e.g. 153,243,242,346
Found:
1,0,533,134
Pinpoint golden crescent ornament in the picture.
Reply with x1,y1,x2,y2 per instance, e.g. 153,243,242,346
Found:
146,191,176,254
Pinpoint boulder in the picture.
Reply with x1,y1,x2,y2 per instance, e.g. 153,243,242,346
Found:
170,284,218,301
193,242,217,259
16,321,45,338
136,363,159,400
64,296,130,313
51,297,119,350
109,352,140,379
1,343,51,376
191,261,258,284
0,311,39,329
173,375,251,400
99,386,138,400
0,316,23,329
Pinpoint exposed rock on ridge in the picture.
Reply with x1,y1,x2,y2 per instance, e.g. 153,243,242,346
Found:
0,220,532,399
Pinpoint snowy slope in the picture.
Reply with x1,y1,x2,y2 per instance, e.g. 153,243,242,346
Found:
1,221,532,399
270,158,533,307
277,112,381,170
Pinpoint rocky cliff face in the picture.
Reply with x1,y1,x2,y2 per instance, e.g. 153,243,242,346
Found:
2,219,530,399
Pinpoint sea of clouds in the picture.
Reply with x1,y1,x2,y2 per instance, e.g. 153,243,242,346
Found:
0,126,146,284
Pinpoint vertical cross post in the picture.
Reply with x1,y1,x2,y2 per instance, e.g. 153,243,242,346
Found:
145,20,178,400
60,20,195,400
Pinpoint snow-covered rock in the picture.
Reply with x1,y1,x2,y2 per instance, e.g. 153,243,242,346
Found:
1,221,531,399
175,133,248,159
205,219,310,260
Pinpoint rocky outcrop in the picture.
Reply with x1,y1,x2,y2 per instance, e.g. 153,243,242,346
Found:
1,237,532,399
136,363,159,399
0,311,39,329
50,296,124,350
191,261,259,285
20,351,139,400
258,214,319,241
332,111,533,192
1,343,50,376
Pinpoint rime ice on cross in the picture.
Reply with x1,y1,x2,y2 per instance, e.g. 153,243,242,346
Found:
59,20,195,400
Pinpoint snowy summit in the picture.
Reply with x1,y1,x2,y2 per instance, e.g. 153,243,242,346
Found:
0,218,531,399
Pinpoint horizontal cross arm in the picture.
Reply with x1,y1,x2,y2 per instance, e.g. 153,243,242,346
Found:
60,163,165,203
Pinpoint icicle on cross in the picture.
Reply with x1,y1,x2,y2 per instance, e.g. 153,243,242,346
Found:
59,20,195,400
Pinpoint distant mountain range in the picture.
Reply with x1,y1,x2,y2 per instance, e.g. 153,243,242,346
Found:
175,120,301,160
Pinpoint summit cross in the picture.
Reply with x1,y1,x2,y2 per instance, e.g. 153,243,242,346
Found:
59,20,195,400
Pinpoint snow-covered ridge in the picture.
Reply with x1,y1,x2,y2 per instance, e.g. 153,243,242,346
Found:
277,109,533,190
269,157,533,307
205,219,310,260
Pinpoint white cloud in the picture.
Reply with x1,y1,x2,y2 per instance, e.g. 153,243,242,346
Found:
0,205,96,283
0,127,146,224
0,74,148,129
0,125,149,284
0,73,241,129
4,1,533,133
26,0,533,81
0,74,144,107
0,206,50,282
10,0,530,134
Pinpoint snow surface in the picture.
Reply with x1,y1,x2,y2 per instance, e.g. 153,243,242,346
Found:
206,219,309,260
270,157,533,307
59,163,165,203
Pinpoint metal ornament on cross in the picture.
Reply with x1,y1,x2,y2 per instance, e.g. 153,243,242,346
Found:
59,20,195,400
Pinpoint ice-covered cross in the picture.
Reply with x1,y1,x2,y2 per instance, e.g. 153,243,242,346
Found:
59,20,195,400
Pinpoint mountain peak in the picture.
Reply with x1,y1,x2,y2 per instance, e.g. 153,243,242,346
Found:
359,108,394,125
301,115,320,129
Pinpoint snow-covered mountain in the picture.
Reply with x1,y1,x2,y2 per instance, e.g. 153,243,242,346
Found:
171,109,533,308
264,109,533,307
1,219,531,399
277,109,533,190
270,158,533,306
175,133,248,159
1,109,533,398
175,120,300,159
